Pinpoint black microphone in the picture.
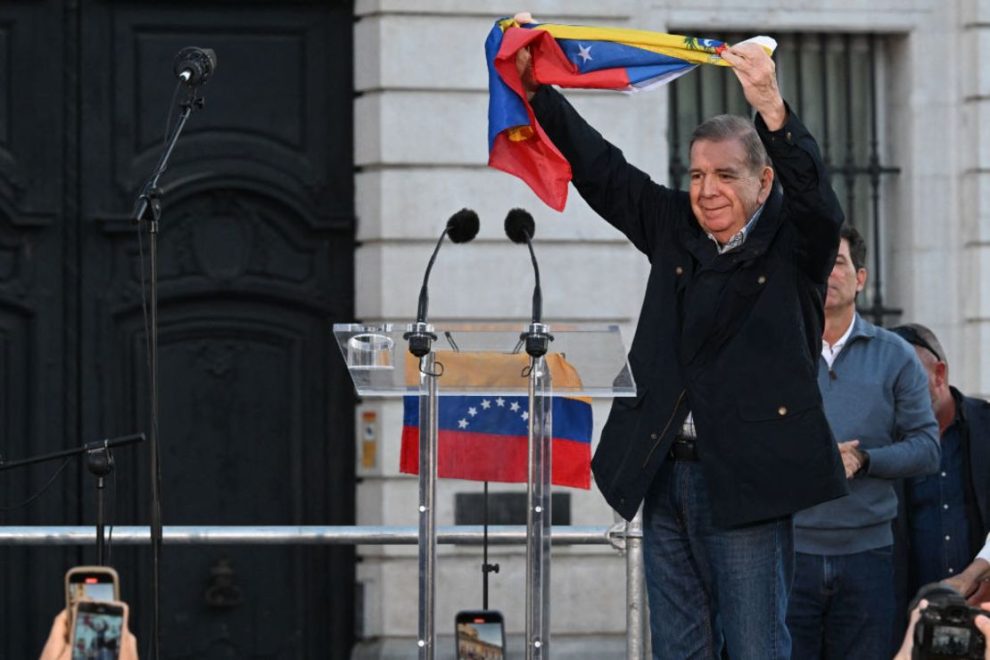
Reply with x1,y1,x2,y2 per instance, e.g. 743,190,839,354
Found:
504,208,551,357
173,47,217,86
504,208,542,324
405,209,480,357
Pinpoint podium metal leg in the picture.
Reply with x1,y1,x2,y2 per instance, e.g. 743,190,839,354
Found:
417,353,438,660
626,509,646,660
526,356,552,659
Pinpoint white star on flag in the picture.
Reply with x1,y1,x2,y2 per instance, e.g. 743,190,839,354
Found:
521,411,529,421
468,407,478,417
510,401,520,412
458,418,469,429
481,399,491,409
496,397,505,407
577,44,593,63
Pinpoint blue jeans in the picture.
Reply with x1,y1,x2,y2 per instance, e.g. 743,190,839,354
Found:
643,458,794,660
787,547,894,660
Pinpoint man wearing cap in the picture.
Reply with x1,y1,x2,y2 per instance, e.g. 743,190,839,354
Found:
890,323,990,603
786,225,940,659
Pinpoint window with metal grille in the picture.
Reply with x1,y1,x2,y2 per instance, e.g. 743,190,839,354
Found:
668,32,900,324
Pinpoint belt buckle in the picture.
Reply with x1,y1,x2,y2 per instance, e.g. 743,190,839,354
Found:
669,436,697,461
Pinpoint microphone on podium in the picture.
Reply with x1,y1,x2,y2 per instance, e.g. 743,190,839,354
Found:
504,208,551,357
405,209,480,357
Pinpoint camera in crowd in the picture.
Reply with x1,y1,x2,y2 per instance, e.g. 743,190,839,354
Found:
912,582,989,659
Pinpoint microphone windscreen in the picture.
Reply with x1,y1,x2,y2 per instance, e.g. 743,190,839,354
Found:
446,208,480,243
504,208,535,244
174,47,217,85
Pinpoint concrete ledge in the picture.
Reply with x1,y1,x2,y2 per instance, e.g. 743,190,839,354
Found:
355,0,635,19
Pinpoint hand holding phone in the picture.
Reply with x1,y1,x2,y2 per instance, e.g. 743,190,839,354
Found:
38,603,139,660
69,600,128,660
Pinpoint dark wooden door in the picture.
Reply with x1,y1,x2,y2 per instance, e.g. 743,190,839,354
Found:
0,2,356,657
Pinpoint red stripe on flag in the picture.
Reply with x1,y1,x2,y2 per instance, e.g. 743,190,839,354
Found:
400,428,591,489
488,27,633,211
488,132,571,212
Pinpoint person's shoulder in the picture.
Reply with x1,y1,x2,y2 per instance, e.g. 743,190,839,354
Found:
964,393,990,406
862,323,924,369
961,393,990,423
872,324,917,355
961,395,990,446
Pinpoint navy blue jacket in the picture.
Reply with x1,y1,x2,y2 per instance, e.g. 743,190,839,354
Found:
957,393,990,542
899,390,990,576
893,389,990,646
531,87,849,527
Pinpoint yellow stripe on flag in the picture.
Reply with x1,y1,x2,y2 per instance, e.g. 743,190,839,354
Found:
501,18,776,67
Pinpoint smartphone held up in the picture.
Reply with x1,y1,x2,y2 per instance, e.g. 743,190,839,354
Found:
69,600,128,660
65,566,120,612
456,610,505,659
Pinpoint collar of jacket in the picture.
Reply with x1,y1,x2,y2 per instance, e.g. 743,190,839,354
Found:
843,312,877,348
679,187,784,271
950,385,968,427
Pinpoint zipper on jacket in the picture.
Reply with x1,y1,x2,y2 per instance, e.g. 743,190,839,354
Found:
641,389,687,468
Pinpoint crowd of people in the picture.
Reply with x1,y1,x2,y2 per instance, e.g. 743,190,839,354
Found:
32,14,990,660
514,12,990,659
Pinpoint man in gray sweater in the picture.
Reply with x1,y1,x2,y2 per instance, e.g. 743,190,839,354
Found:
786,224,940,659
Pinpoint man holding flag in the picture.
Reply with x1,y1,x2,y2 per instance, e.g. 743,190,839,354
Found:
508,17,848,659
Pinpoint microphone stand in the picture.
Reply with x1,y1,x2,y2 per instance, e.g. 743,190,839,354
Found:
514,227,554,660
0,433,145,565
404,212,478,659
481,480,500,610
524,327,552,660
133,83,206,660
403,227,447,359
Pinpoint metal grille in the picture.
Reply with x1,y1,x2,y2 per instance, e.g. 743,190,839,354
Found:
668,32,900,324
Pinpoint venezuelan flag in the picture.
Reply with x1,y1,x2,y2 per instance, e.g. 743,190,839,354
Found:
400,394,593,489
486,16,775,211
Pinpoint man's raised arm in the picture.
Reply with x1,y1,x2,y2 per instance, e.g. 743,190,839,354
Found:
724,43,844,281
515,44,679,256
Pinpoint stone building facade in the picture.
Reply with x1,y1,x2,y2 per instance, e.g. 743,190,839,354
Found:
351,1,990,656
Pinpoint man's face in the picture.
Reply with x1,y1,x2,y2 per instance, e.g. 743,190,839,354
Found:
688,137,772,242
913,346,939,407
912,345,949,412
825,238,867,312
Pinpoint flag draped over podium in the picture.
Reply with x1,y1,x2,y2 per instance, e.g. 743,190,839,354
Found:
400,394,592,488
398,350,592,488
485,16,775,210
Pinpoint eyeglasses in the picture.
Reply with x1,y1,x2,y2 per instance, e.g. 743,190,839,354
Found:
890,325,943,363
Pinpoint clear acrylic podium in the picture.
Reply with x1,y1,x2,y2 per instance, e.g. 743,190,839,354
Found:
334,322,635,659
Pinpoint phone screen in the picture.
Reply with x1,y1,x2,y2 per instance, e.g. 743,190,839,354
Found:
71,602,124,660
66,568,119,611
68,580,116,604
456,611,504,660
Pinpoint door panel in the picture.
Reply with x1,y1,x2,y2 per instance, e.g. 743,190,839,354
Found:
0,2,355,657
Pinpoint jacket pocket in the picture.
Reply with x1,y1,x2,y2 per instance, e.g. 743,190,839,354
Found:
737,388,820,422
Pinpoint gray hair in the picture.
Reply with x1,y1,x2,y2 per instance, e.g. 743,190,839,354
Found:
889,323,947,365
689,114,771,173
